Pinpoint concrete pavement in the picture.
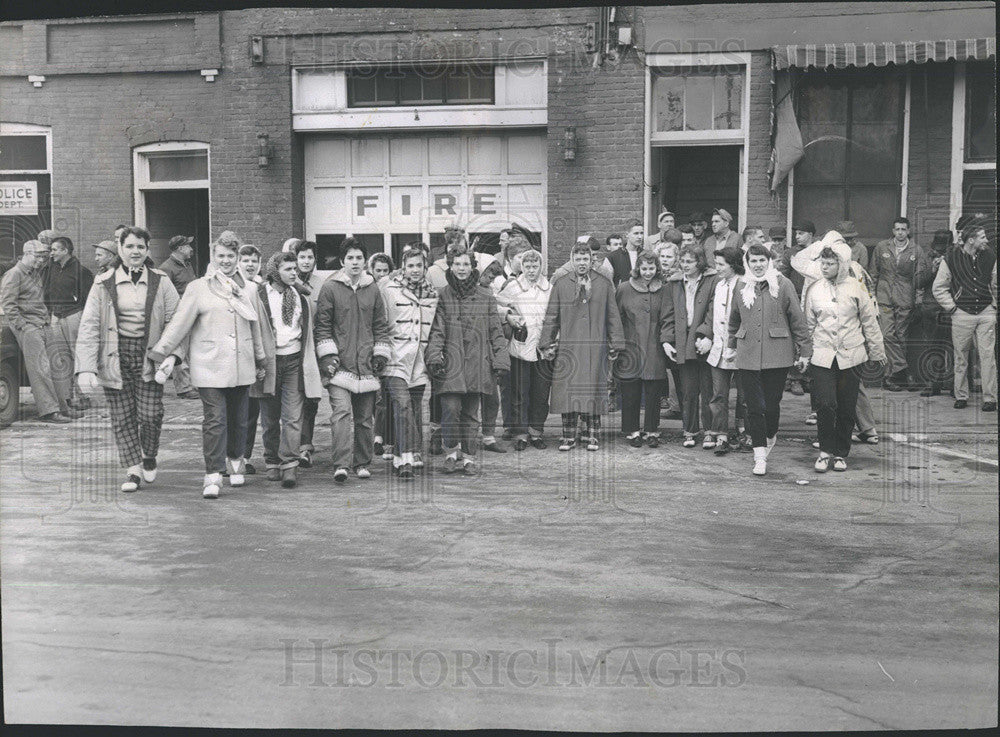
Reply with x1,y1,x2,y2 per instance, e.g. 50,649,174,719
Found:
1,386,996,729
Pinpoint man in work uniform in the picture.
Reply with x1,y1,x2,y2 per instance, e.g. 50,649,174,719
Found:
871,217,931,391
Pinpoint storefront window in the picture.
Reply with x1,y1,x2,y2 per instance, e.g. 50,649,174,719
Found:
348,64,494,107
793,67,905,244
653,65,744,132
0,125,51,265
965,60,997,163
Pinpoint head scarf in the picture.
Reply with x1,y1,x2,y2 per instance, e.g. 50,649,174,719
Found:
445,266,481,299
209,268,258,322
740,250,782,309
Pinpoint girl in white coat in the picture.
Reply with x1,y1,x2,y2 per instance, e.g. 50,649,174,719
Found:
803,242,886,472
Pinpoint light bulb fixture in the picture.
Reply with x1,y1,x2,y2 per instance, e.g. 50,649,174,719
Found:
563,126,577,161
257,133,271,167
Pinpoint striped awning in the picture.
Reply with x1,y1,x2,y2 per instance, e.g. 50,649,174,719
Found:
773,38,996,70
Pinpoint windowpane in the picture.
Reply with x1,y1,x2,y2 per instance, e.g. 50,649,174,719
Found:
0,135,47,171
423,74,445,103
795,124,847,183
963,170,998,242
399,73,424,104
793,185,844,235
966,61,997,162
714,72,742,129
848,121,902,183
353,233,385,256
467,67,494,103
315,234,346,270
349,73,377,105
847,186,901,245
446,70,470,102
147,152,207,182
374,70,398,105
684,74,714,131
654,75,684,132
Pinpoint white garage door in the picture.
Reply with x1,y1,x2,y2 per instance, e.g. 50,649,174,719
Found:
304,131,546,266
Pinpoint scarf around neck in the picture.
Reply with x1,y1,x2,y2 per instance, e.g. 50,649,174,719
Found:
211,270,258,321
446,267,481,299
740,255,781,309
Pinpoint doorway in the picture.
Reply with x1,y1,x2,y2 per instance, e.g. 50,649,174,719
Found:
653,146,740,227
143,189,210,274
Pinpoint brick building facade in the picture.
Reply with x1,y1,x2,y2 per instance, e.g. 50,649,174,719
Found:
0,4,995,273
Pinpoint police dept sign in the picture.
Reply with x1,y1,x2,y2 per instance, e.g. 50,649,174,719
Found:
0,181,38,215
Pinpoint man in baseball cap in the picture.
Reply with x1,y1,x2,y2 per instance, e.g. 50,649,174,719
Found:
156,235,201,399
705,208,740,256
688,211,710,247
91,240,118,274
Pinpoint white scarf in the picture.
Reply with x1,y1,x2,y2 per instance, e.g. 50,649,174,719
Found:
740,254,781,309
210,270,259,322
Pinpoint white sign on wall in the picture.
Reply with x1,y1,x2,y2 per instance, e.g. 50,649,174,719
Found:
0,181,38,215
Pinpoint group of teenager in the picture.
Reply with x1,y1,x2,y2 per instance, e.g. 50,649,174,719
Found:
3,204,994,496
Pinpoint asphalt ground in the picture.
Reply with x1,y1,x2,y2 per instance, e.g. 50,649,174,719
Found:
1,385,997,729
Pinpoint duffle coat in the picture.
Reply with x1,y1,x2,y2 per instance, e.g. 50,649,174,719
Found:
425,280,510,395
539,270,625,414
614,277,669,380
379,273,439,388
76,266,179,389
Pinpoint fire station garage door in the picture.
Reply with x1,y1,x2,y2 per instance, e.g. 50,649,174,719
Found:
304,131,546,263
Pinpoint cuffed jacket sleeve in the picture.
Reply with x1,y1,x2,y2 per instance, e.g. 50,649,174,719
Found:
932,259,956,312
486,291,511,373
424,298,447,370
538,282,561,353
313,280,338,359
785,280,812,360
74,282,103,375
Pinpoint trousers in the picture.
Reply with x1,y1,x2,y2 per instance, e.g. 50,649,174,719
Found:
11,324,63,416
811,359,862,458
952,306,997,403
618,377,663,435
328,386,376,469
678,360,713,435
385,378,425,455
509,356,553,436
198,385,250,474
103,334,164,468
739,367,789,448
261,352,305,469
440,391,481,455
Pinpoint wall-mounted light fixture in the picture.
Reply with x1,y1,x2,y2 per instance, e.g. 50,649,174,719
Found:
563,126,577,161
257,133,272,167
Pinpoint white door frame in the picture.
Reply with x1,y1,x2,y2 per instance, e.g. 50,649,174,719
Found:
644,52,751,232
132,141,211,230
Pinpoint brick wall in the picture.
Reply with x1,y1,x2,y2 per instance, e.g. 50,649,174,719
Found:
0,6,971,271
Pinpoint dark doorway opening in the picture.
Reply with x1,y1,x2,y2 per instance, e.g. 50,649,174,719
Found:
654,146,740,228
144,189,210,275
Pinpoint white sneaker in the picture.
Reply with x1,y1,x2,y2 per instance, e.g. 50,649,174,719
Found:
805,412,817,426
141,458,157,484
203,473,222,498
334,467,349,483
355,466,371,479
752,447,767,476
412,453,424,469
765,435,777,458
227,458,246,487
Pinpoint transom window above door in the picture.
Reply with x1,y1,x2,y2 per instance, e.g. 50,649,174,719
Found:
653,65,745,134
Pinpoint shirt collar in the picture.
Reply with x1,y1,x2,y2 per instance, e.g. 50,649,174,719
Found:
115,265,147,285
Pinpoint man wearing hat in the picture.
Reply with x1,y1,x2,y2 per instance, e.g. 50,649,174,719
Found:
92,240,118,274
704,208,741,256
767,227,787,261
688,211,710,249
646,208,676,249
836,220,868,270
159,235,197,297
157,235,201,399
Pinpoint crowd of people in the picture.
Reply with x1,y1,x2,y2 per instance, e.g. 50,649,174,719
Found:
0,207,995,495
